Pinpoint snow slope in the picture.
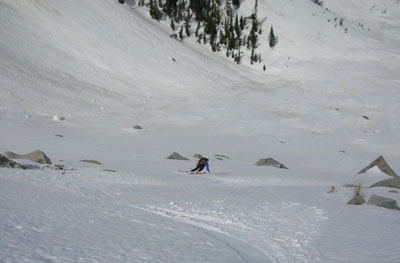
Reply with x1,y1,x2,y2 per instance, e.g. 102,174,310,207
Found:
0,0,399,262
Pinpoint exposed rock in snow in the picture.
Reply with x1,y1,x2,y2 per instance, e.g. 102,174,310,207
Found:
166,152,189,160
3,150,52,165
370,177,400,189
80,160,102,165
0,154,22,169
367,195,400,211
0,154,39,169
254,158,288,169
358,156,397,177
213,154,230,160
347,196,366,205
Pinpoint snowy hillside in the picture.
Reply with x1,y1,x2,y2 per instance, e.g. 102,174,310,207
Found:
1,0,400,262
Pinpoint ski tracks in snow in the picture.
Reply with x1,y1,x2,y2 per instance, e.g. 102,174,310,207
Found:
131,200,328,263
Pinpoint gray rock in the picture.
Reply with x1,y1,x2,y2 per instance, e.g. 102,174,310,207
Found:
80,160,102,165
103,169,117,173
0,154,20,168
347,196,366,205
213,154,230,160
343,184,358,188
254,158,288,169
3,150,52,165
389,190,399,194
0,154,35,169
358,156,397,177
367,194,400,211
370,177,400,189
167,152,189,160
133,125,143,129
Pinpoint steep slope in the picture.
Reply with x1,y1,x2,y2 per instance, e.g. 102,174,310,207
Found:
0,0,400,262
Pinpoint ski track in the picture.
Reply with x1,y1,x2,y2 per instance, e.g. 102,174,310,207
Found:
1,167,329,262
130,200,328,263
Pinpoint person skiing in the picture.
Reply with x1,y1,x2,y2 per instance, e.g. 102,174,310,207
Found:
190,156,210,174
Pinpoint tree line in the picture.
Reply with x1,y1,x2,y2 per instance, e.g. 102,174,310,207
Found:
120,0,277,65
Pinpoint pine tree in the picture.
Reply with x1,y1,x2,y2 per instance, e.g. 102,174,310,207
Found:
170,19,176,31
165,0,178,18
269,26,276,48
149,0,162,21
179,26,184,40
234,14,241,38
235,46,241,64
184,11,192,36
225,0,232,18
195,22,200,37
251,0,258,20
185,22,191,36
239,16,246,30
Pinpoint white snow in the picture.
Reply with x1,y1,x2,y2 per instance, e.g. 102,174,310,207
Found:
1,0,400,262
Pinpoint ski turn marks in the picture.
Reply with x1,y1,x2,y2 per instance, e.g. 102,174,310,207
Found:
132,201,328,263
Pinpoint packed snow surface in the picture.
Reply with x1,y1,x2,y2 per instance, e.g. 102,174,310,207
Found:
1,0,399,262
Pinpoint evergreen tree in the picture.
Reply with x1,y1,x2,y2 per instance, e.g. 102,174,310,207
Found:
225,0,232,18
149,0,162,21
179,26,184,40
269,26,276,48
185,22,191,36
135,0,265,66
253,0,258,19
184,11,192,36
239,16,246,30
165,0,178,18
170,19,176,31
234,14,241,38
195,22,201,37
235,46,241,64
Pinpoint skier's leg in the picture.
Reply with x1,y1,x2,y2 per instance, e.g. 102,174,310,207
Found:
197,164,205,173
191,164,200,172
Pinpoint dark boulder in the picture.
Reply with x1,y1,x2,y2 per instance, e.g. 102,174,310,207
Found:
167,152,189,160
358,156,397,177
370,177,400,189
367,195,400,211
3,150,52,165
254,158,288,169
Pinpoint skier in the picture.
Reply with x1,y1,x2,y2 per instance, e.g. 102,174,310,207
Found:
190,156,210,174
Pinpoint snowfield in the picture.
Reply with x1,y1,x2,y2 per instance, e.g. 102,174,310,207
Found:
0,0,399,262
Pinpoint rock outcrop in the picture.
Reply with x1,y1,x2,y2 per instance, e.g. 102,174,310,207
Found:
370,177,400,189
367,195,400,211
254,158,288,169
167,152,189,160
358,156,397,177
347,196,366,205
3,150,52,165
